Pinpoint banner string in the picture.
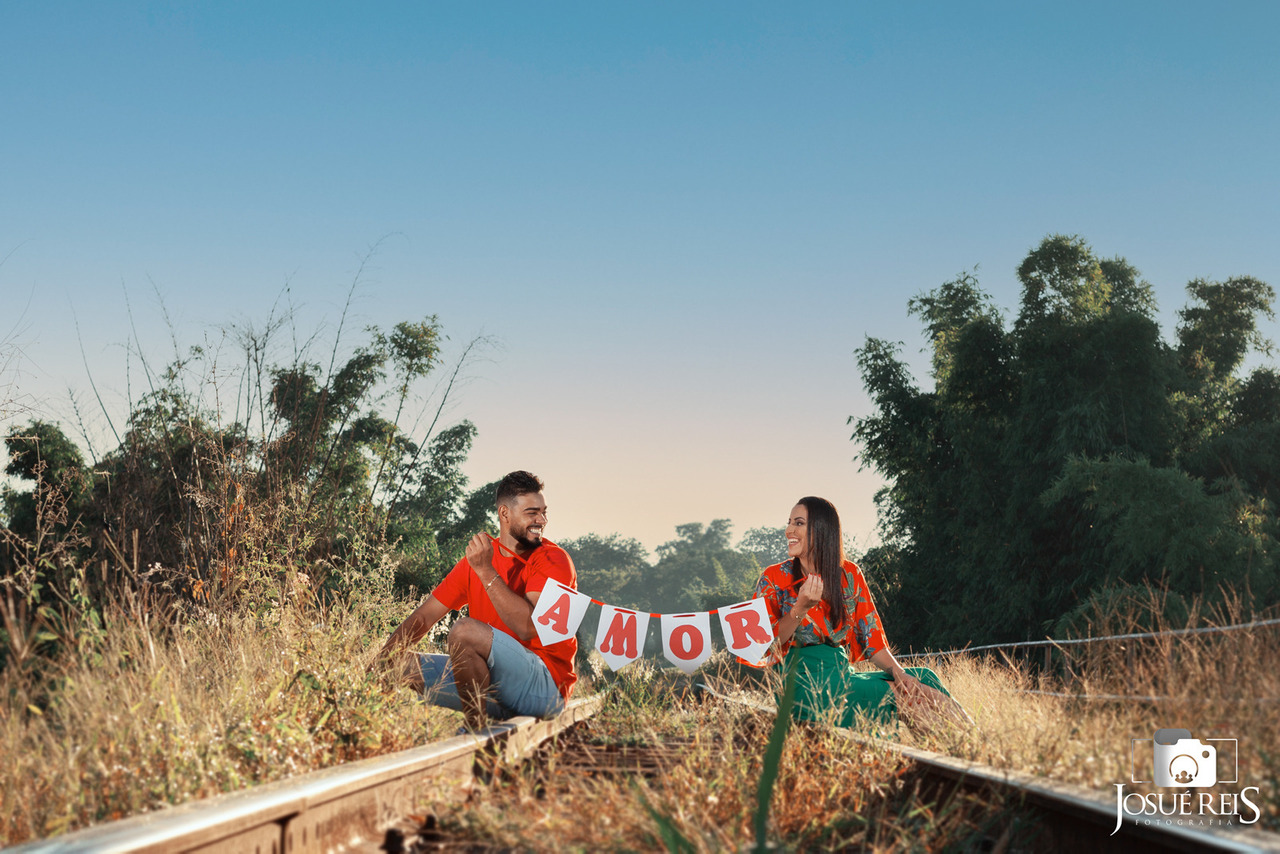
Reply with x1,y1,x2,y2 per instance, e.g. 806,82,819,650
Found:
485,535,690,618
486,537,1276,666
484,534,803,619
488,530,808,617
482,538,1279,700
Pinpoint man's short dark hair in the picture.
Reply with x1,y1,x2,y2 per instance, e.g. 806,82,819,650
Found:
495,470,544,507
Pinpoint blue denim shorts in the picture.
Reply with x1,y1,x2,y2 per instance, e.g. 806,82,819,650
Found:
416,627,566,720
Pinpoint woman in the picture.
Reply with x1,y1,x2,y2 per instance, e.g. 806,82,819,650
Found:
753,496,969,730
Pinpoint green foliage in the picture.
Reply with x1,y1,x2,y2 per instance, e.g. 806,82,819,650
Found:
560,533,650,606
383,418,498,594
1,312,484,617
639,785,699,854
738,526,786,570
624,521,759,613
753,668,797,853
853,234,1280,649
3,422,92,543
1044,457,1276,597
1178,276,1275,378
4,421,87,484
565,521,759,614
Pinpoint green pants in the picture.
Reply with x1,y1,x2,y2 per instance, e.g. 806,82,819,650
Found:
781,643,949,727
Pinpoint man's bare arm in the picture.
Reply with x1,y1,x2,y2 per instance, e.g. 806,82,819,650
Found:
373,595,449,670
464,534,538,642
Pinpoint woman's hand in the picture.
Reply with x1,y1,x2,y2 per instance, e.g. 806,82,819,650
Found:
890,672,975,732
888,671,937,723
887,670,925,703
773,574,825,646
796,574,824,613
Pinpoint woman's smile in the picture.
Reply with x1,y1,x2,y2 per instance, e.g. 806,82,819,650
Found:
785,503,809,565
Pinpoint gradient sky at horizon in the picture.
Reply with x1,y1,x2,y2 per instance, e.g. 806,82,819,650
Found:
3,2,1279,556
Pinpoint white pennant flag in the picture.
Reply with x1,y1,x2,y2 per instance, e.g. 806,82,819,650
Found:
660,612,713,674
595,605,650,671
530,580,590,646
717,598,774,665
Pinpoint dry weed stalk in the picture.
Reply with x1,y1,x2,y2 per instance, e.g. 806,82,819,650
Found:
411,612,1278,851
0,588,458,845
894,592,1279,830
422,677,1029,851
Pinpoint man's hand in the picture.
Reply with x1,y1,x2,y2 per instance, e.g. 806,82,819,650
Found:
368,596,448,689
465,533,495,576
366,649,392,677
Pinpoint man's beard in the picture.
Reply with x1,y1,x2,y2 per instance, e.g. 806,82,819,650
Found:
513,526,543,550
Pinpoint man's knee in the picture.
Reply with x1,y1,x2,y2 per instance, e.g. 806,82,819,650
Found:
448,617,493,659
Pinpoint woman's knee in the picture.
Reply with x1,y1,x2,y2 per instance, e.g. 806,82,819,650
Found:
906,666,947,694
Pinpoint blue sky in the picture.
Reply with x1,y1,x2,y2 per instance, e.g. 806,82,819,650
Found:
3,2,1279,554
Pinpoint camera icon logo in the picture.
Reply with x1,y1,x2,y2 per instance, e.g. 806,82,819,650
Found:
1131,728,1237,788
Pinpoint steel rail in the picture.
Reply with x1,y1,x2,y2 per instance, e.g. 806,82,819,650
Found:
696,683,1280,853
6,694,602,854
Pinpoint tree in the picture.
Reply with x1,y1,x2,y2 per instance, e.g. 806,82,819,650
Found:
1177,277,1275,379
611,520,759,613
560,533,650,605
852,235,1280,649
381,420,499,594
1,314,486,611
3,421,92,538
738,526,786,570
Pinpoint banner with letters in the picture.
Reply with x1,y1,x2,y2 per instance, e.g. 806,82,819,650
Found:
529,579,775,671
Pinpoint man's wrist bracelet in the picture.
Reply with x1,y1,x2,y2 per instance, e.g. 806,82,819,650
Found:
485,574,500,591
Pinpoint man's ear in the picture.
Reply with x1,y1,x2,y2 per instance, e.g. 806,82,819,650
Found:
496,502,510,528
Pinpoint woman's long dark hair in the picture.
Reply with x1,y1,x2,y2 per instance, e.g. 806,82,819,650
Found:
788,496,848,628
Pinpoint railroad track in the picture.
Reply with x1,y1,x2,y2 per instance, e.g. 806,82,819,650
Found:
696,683,1280,854
7,695,602,854
10,684,1280,852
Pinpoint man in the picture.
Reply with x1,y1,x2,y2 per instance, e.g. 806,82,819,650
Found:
373,470,578,729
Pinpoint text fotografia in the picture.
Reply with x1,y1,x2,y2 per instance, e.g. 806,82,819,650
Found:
1112,728,1261,836
1112,787,1261,834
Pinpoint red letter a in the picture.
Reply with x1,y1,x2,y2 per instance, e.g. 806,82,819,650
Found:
536,592,571,634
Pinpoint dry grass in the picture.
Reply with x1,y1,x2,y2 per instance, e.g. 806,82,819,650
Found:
0,589,457,845
407,603,1279,852
901,610,1280,826
413,664,1034,852
3,572,1275,848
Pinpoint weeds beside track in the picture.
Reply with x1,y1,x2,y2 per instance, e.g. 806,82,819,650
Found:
7,662,1280,852
7,696,601,854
